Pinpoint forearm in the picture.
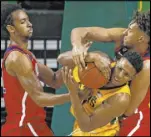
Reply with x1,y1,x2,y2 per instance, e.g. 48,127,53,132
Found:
36,92,70,107
85,52,111,63
38,63,54,84
57,51,75,68
38,64,63,89
69,89,90,130
124,95,145,116
71,27,114,48
51,69,64,89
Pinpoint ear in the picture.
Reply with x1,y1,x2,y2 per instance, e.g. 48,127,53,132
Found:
138,36,145,43
6,25,15,33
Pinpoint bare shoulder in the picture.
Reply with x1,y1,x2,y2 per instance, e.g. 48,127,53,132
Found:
5,51,33,76
5,50,20,64
107,92,130,107
5,51,20,72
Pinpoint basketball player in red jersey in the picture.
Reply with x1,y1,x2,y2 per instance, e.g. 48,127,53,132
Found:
1,4,70,136
70,10,150,136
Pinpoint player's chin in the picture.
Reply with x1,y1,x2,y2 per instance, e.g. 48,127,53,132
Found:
123,40,128,45
26,33,33,38
27,30,33,36
28,34,32,38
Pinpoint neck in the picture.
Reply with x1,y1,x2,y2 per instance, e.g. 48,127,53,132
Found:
134,43,149,55
9,35,28,50
103,82,126,89
104,82,119,88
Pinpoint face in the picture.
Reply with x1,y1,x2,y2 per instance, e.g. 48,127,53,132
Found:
9,10,33,39
123,21,146,48
111,58,136,86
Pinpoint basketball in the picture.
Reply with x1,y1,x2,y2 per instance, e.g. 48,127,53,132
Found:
78,63,108,89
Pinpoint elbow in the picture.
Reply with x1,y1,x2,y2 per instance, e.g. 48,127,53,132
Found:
81,127,91,132
57,54,64,65
77,121,92,132
57,53,74,69
79,124,92,132
71,27,81,34
57,53,69,66
78,124,90,132
71,27,85,38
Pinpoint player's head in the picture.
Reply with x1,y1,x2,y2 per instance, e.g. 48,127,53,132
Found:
123,10,150,49
111,51,143,86
1,4,33,40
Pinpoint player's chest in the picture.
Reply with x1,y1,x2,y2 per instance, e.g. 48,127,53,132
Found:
82,90,104,113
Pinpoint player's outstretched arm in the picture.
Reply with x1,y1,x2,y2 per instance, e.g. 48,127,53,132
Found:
58,51,111,80
37,63,63,89
5,51,70,107
71,27,126,69
71,27,126,47
57,51,75,68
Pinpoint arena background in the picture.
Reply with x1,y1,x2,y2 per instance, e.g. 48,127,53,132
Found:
1,0,150,136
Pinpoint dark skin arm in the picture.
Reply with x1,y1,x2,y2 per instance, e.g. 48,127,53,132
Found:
37,63,63,89
62,66,130,132
29,52,64,89
5,51,70,107
71,27,126,68
58,51,111,80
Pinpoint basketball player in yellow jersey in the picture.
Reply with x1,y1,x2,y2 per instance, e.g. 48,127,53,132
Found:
60,51,143,136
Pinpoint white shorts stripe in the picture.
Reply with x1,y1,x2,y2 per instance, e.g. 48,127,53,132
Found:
19,92,28,127
27,122,39,136
127,111,143,136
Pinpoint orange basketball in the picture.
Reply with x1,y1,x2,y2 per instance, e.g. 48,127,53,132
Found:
78,63,108,89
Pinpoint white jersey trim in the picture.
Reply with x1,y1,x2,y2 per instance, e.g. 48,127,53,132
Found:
127,111,143,136
19,92,28,127
27,122,39,136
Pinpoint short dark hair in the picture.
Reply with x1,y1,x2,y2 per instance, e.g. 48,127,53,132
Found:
1,4,22,33
132,10,150,44
122,51,143,73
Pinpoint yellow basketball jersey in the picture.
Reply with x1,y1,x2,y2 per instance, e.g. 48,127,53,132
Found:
70,63,131,136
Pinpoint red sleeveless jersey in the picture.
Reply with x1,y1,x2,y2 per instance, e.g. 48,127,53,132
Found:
137,51,150,113
2,45,45,127
117,48,150,136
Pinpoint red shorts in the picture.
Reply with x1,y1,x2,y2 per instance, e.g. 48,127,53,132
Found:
1,121,54,136
119,109,150,136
